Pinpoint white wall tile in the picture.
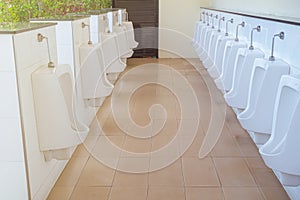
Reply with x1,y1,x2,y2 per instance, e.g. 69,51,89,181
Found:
13,27,58,69
0,35,15,72
0,161,28,200
0,118,24,162
0,72,20,118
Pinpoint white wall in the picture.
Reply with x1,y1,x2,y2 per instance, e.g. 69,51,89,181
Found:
211,0,300,18
159,0,211,58
0,34,28,200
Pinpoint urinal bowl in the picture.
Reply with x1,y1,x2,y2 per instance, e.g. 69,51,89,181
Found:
123,21,139,49
260,75,300,186
204,31,223,70
211,35,235,79
101,33,127,73
114,25,134,58
195,26,210,56
32,64,89,161
192,21,202,47
238,58,290,141
199,28,215,61
80,43,114,107
215,40,247,92
225,48,265,108
193,22,207,49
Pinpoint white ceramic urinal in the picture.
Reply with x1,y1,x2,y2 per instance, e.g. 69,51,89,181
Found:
215,40,247,92
198,27,216,61
203,30,223,69
208,34,235,79
260,75,300,186
224,48,264,109
193,21,206,49
195,25,210,56
238,58,290,144
114,25,134,59
123,21,139,49
100,33,126,83
192,21,202,47
32,64,89,161
79,43,114,107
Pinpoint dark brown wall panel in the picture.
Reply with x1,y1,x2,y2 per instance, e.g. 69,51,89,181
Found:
113,0,158,57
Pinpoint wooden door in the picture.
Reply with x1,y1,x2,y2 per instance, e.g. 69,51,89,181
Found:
113,0,159,58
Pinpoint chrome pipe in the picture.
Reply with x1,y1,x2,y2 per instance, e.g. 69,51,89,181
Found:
218,17,225,32
225,18,234,36
235,21,245,42
269,32,285,61
249,25,261,50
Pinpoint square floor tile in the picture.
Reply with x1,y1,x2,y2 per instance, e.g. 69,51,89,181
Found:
55,157,88,186
77,157,115,186
222,187,264,200
109,187,147,200
149,159,184,186
147,187,185,200
182,157,220,186
259,187,290,200
185,187,224,200
69,186,110,200
47,186,73,200
113,171,148,186
251,168,282,187
214,158,256,187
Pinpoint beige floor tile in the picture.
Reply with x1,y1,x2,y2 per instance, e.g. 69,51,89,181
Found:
234,136,260,157
147,187,185,200
49,58,289,200
185,187,224,200
156,84,174,96
122,136,152,154
117,157,150,173
151,134,176,151
109,187,147,200
55,157,88,186
181,133,205,157
133,84,157,97
211,125,242,157
91,136,125,164
245,157,271,171
83,134,99,153
182,157,220,186
47,186,73,200
113,171,148,186
259,187,290,200
102,116,127,136
149,159,184,186
69,186,110,200
222,187,264,200
77,157,115,186
152,118,178,138
251,168,283,187
214,158,256,187
73,144,90,158
227,123,251,139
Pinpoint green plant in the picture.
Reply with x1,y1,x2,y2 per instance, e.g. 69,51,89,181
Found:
0,0,112,23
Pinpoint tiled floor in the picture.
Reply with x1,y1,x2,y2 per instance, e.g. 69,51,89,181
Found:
47,58,290,200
